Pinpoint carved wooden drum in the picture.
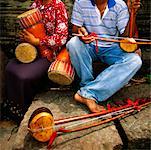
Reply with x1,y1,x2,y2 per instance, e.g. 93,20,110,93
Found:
48,47,75,85
17,8,53,61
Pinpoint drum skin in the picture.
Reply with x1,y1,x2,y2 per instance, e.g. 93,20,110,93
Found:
48,60,75,85
15,43,37,63
17,9,52,61
120,39,138,52
28,107,54,142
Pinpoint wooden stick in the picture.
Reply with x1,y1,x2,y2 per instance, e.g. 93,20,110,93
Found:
72,34,151,45
54,101,151,125
129,8,134,37
62,109,134,133
28,101,150,133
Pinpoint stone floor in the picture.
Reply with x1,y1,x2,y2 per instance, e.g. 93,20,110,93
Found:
0,120,17,150
0,82,150,150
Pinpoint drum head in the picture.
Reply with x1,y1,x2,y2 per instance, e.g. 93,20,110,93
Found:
17,8,39,19
120,39,138,52
28,107,54,142
48,60,75,85
15,43,37,63
48,71,73,85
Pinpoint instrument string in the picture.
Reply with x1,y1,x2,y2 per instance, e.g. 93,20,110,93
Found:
29,106,133,133
72,33,151,45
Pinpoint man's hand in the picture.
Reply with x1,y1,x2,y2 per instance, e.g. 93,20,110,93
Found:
135,48,142,57
78,27,95,44
127,0,141,14
19,30,40,46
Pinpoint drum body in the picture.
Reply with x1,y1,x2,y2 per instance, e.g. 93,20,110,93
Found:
48,47,75,85
17,8,52,62
17,8,42,29
48,59,75,85
15,43,37,63
28,107,54,142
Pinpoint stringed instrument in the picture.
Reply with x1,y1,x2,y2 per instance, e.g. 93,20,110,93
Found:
120,0,139,52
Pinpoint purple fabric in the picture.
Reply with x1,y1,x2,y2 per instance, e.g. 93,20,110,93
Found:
4,57,51,121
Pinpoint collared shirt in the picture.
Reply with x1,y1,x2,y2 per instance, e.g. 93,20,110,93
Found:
71,0,129,47
31,0,68,60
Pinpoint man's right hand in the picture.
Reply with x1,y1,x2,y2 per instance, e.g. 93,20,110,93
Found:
78,27,95,44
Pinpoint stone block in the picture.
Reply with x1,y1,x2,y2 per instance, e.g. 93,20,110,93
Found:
120,105,151,149
13,91,123,150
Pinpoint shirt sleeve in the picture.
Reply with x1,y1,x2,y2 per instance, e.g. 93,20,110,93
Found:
71,0,84,27
116,1,130,34
40,2,68,49
29,0,40,9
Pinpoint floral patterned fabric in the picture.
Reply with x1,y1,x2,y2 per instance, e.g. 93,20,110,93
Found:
31,0,68,60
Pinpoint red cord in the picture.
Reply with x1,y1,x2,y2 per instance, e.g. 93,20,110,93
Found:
88,32,99,53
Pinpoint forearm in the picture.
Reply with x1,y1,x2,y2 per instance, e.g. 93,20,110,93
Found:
121,13,137,37
72,25,81,33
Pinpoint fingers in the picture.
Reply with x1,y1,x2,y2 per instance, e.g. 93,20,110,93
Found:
128,0,141,11
78,27,88,36
22,29,33,36
132,1,141,9
77,27,95,43
81,36,96,43
135,48,142,57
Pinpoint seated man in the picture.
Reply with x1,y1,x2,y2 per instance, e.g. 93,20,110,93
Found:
66,0,142,112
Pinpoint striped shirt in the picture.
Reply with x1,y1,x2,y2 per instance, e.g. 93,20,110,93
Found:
71,0,129,47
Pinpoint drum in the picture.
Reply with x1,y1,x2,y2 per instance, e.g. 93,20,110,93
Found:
28,107,54,142
15,43,37,63
48,47,75,85
48,60,75,85
17,8,42,29
17,8,53,61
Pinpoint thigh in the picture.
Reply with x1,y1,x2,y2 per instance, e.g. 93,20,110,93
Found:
67,37,98,61
99,44,129,65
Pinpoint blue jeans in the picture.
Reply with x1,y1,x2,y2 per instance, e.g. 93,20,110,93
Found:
66,37,142,102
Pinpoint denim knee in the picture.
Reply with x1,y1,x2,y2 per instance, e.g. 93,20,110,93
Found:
66,36,81,53
128,53,142,70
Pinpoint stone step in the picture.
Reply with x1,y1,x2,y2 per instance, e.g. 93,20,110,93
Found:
119,105,151,150
13,83,150,150
13,91,123,150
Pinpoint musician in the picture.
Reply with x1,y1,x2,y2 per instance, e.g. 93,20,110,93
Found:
3,0,68,122
66,0,142,112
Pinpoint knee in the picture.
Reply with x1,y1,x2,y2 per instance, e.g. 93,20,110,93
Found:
66,37,81,53
129,53,142,70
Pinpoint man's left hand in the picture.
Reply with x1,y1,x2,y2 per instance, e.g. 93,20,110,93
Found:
127,0,141,14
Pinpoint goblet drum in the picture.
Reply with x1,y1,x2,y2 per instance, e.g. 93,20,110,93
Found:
48,47,75,85
17,8,52,62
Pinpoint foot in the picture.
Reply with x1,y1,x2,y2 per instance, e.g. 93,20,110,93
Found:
74,93,105,113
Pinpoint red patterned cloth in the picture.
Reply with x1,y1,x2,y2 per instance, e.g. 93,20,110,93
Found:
31,0,68,60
